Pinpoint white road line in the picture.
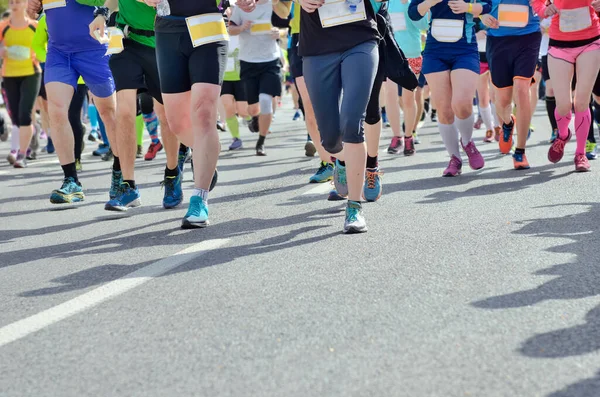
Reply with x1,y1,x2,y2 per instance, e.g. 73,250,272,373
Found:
0,238,230,348
0,170,9,175
302,183,332,196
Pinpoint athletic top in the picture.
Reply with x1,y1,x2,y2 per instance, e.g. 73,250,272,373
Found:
298,0,380,57
388,0,429,59
289,3,300,34
531,0,600,45
487,0,540,37
156,0,221,33
116,0,157,48
224,34,241,81
168,0,218,17
45,0,106,53
539,17,551,57
408,0,492,54
230,0,280,63
0,18,40,77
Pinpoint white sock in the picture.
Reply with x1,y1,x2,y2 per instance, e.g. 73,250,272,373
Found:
192,188,209,203
439,123,461,159
480,105,494,132
455,114,475,145
490,103,500,127
10,125,19,151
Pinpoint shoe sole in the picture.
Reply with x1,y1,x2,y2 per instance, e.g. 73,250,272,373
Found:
343,226,368,234
309,176,333,184
575,166,591,172
50,193,85,204
229,146,243,151
256,152,266,156
442,171,462,177
104,198,142,212
163,200,183,209
181,219,209,229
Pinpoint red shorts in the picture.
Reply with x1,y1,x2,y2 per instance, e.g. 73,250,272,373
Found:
408,57,423,76
480,62,489,74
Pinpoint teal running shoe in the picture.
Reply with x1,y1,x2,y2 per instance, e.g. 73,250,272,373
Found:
343,200,367,234
182,195,209,229
105,182,141,212
163,173,183,209
50,177,84,204
333,159,348,197
109,170,123,200
309,162,334,183
363,167,383,202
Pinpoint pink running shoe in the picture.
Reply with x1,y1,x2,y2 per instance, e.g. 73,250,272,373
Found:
443,155,462,177
462,140,485,170
574,153,591,172
548,130,572,164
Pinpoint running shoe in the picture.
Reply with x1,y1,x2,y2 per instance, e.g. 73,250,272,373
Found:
217,120,226,132
404,136,415,156
550,129,557,143
0,123,7,142
75,159,82,171
431,109,437,122
178,146,191,174
462,140,485,170
382,109,389,127
327,189,346,201
586,140,597,160
105,182,141,212
13,156,26,168
574,153,591,172
513,152,530,170
413,132,421,144
527,127,532,141
548,129,571,164
494,126,501,142
483,130,494,143
305,140,316,157
333,159,348,196
256,142,266,156
109,170,123,200
144,141,163,161
473,115,483,130
87,129,98,142
6,150,17,165
46,137,55,154
292,109,301,121
229,138,243,151
102,148,114,161
40,129,47,140
499,115,515,154
249,116,259,133
420,110,426,121
343,201,367,234
182,195,209,229
210,168,218,192
162,173,183,209
136,145,143,159
309,162,334,183
443,155,462,177
93,143,109,156
50,177,84,204
387,136,402,154
363,167,383,202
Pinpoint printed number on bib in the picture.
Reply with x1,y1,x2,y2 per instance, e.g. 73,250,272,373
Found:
431,19,464,43
559,7,592,33
186,13,229,48
42,0,66,10
6,46,31,61
390,13,406,31
498,4,529,28
251,20,273,35
318,0,366,29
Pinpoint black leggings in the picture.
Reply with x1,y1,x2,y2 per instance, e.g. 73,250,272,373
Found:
365,46,386,126
4,74,42,126
138,92,154,115
69,84,87,160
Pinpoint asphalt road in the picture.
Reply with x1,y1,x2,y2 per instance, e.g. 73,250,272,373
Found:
1,99,599,397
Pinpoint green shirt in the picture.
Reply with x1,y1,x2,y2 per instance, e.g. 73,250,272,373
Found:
116,0,156,48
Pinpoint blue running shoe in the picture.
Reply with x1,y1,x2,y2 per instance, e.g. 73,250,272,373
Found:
178,146,190,174
182,195,209,229
229,138,243,150
50,177,84,204
292,110,301,121
93,143,109,156
46,137,55,154
550,129,557,143
363,167,383,202
309,162,334,184
163,173,184,209
105,182,141,211
343,200,367,234
109,170,123,200
333,159,348,197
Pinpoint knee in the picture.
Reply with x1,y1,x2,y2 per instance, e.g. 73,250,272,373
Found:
339,115,364,146
247,103,259,116
452,100,472,119
321,132,343,154
437,106,455,124
365,105,381,125
574,101,589,113
192,100,217,131
556,104,571,116
259,94,273,115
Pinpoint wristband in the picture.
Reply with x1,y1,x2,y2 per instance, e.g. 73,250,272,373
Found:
93,6,110,21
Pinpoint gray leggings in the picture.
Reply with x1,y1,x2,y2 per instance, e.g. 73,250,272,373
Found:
303,40,378,154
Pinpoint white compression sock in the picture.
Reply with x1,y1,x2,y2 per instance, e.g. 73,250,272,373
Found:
455,114,475,145
490,103,500,127
439,123,461,159
480,105,494,132
192,188,209,203
10,125,19,151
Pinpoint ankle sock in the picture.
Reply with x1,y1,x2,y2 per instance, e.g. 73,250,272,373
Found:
61,162,78,182
113,156,121,172
366,155,378,169
123,180,136,189
257,135,265,145
165,166,179,177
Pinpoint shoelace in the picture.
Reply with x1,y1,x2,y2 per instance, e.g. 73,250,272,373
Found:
366,170,384,189
553,139,567,153
346,207,359,223
161,176,176,195
465,143,479,155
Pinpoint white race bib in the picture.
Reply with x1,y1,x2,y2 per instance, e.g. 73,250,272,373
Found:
477,38,486,52
42,0,66,10
431,19,464,43
390,12,406,31
318,0,366,28
226,56,236,72
6,45,31,61
559,7,592,33
498,4,529,28
186,13,229,48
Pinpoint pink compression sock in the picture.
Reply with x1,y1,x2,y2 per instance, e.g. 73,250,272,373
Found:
554,109,571,140
575,109,591,155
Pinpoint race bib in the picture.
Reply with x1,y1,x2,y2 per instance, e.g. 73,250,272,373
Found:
185,13,229,48
498,4,529,28
559,7,592,33
431,19,463,43
6,45,31,61
477,38,486,52
42,0,66,10
250,20,273,35
106,27,124,55
390,13,406,31
318,0,366,28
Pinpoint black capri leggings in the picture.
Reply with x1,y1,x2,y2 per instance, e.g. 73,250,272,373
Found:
365,44,386,126
138,92,154,115
69,84,87,160
3,73,42,126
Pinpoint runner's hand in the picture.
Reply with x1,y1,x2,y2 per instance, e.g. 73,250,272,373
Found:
241,21,253,31
300,0,324,13
543,4,558,16
476,30,486,40
448,0,468,14
238,0,258,13
89,15,107,42
271,27,280,40
27,0,42,18
427,0,443,5
593,0,600,12
480,14,499,29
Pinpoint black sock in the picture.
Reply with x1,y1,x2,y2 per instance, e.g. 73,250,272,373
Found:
594,101,600,125
424,98,430,113
515,148,525,155
504,118,514,128
338,160,346,167
123,179,136,189
179,143,188,153
546,96,558,130
366,155,378,169
165,166,179,177
61,162,78,182
112,156,121,172
589,102,596,143
257,135,266,145
381,106,386,115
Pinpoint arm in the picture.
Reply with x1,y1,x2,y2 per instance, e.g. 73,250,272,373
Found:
228,8,251,36
273,0,292,19
31,16,48,63
104,0,118,11
530,0,546,18
411,10,430,31
408,0,440,21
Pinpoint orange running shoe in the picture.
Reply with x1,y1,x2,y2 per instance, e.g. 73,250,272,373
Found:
499,115,515,155
512,151,530,170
